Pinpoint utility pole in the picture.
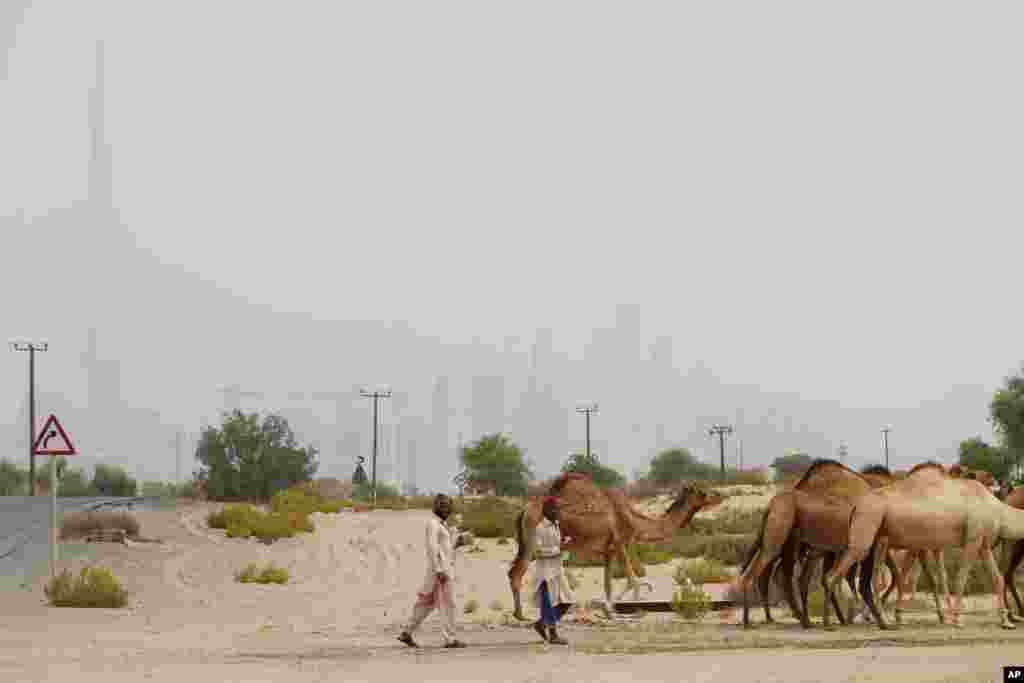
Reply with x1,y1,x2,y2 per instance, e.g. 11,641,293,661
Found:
576,403,599,461
360,387,391,507
881,427,891,469
838,441,848,465
9,340,48,495
709,424,734,482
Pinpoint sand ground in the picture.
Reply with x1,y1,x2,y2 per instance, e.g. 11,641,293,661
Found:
2,499,1022,683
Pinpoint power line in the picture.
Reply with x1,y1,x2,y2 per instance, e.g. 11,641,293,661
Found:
576,402,599,462
9,340,48,496
360,387,391,507
708,424,734,482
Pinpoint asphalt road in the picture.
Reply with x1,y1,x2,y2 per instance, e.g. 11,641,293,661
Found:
0,495,162,590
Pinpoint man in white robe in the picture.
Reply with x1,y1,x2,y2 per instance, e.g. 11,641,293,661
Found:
398,494,467,648
529,496,576,644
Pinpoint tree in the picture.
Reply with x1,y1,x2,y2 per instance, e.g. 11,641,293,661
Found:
92,463,137,497
195,410,318,501
991,369,1024,482
957,437,1011,483
562,452,625,489
648,448,713,484
770,452,814,477
459,433,531,496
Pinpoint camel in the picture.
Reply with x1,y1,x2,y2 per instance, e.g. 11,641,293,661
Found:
736,459,906,630
1000,486,1024,621
824,461,1022,630
508,472,724,620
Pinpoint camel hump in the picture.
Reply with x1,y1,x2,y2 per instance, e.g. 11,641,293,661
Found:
550,472,592,495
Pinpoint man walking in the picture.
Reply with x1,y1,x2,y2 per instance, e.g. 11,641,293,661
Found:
398,494,467,649
530,496,576,645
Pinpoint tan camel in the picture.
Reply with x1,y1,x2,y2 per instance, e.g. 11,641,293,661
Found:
508,472,724,620
736,459,908,629
824,461,1021,630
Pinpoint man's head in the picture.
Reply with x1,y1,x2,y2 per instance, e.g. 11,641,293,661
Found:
433,494,453,520
542,496,560,523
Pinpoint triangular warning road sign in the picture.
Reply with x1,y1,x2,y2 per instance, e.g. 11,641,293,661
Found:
32,414,77,456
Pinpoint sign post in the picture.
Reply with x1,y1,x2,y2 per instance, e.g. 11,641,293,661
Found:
32,414,77,579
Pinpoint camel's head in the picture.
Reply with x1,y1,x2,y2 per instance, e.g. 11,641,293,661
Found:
667,483,725,519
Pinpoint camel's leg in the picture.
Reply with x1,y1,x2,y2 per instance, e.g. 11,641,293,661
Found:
602,552,617,620
777,539,804,624
929,549,952,624
856,538,890,629
798,552,818,628
982,544,1016,630
735,499,795,630
1004,540,1024,622
844,561,859,624
821,553,839,631
757,558,777,624
509,507,539,621
916,549,945,625
950,539,983,628
614,544,654,602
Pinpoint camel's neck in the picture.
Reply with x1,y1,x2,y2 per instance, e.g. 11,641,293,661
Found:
998,503,1024,541
629,502,695,543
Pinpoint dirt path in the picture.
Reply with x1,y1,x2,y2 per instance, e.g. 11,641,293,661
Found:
3,501,1022,682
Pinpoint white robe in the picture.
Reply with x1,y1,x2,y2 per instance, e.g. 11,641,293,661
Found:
417,515,458,596
530,518,576,607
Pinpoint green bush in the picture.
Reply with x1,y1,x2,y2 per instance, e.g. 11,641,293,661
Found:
236,562,289,584
685,508,765,536
457,496,520,539
45,566,128,608
671,583,712,620
208,504,308,542
676,558,733,585
226,523,252,539
667,533,755,566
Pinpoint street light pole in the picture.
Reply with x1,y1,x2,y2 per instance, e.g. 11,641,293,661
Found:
709,424,734,482
9,340,48,496
360,387,392,507
881,427,891,470
576,403,599,461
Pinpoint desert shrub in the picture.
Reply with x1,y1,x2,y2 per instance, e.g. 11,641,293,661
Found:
352,481,401,502
457,496,520,539
60,511,141,540
236,562,289,584
464,598,480,614
226,522,252,539
685,508,765,536
667,533,755,566
208,504,306,542
671,582,712,620
676,558,733,585
405,496,435,509
489,599,504,611
497,537,510,545
45,566,127,608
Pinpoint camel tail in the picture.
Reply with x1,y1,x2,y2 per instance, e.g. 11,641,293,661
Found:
740,507,770,575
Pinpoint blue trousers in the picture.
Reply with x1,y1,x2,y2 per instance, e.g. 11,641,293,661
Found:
538,583,571,626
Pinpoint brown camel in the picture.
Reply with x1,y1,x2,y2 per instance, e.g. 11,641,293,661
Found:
999,486,1024,622
508,473,724,620
736,459,907,629
824,461,1022,630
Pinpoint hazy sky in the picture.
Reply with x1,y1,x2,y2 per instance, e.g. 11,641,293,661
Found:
3,1,1023,488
